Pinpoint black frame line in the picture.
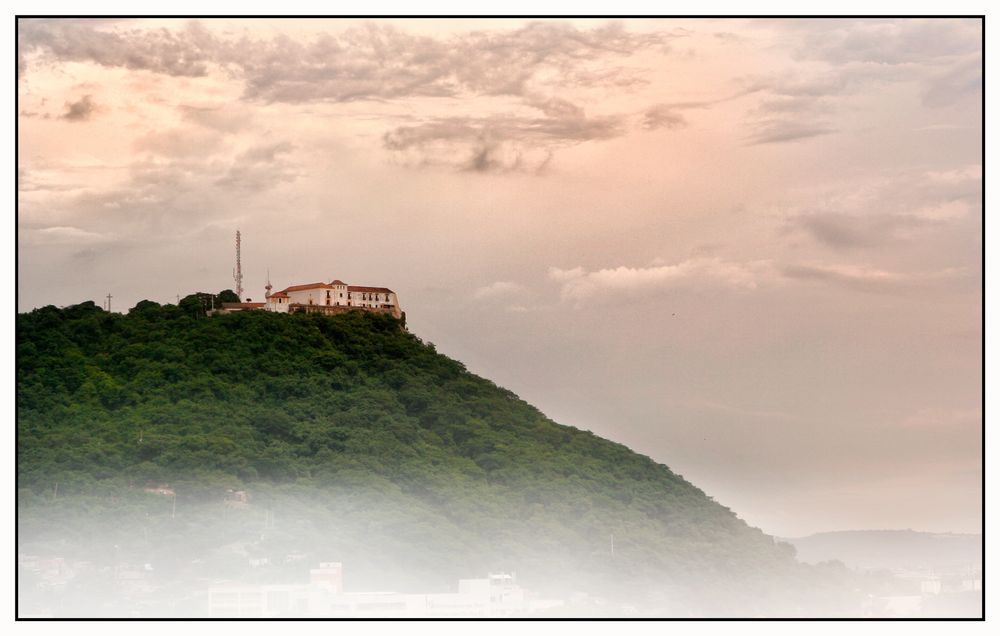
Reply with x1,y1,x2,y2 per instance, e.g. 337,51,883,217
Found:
12,13,987,623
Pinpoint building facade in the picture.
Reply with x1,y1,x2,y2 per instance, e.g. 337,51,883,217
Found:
263,279,402,320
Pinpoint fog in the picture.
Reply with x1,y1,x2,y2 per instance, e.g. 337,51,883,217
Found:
18,488,981,618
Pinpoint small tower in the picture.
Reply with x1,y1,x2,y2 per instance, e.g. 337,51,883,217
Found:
233,230,244,300
265,269,272,300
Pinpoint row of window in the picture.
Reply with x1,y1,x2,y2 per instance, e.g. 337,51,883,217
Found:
324,291,392,302
297,299,394,308
270,292,393,304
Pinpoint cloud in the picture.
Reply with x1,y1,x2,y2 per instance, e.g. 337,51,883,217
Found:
779,262,966,293
641,104,688,130
19,19,217,77
19,166,84,192
742,19,982,137
383,104,625,172
922,55,982,108
548,266,585,283
551,256,969,302
738,21,980,146
897,407,981,431
236,26,457,104
713,32,743,44
792,18,981,66
21,19,668,103
752,95,833,115
133,128,226,157
789,212,929,250
548,257,765,302
746,121,835,145
911,200,972,222
29,225,108,245
473,281,524,300
741,65,905,102
780,262,904,292
782,165,981,249
19,19,687,173
32,159,242,243
180,105,254,133
214,142,298,192
61,95,96,121
925,164,981,184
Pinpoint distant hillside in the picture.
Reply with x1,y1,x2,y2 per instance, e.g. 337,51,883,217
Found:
784,530,981,572
18,296,858,616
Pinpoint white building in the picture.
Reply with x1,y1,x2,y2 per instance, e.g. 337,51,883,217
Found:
207,568,531,618
263,278,402,319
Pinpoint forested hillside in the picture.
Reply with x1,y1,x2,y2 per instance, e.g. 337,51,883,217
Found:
17,296,857,615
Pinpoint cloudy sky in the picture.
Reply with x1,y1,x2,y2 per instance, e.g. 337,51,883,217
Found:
17,17,982,536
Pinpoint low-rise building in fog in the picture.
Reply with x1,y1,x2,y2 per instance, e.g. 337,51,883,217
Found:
207,566,534,618
309,562,343,593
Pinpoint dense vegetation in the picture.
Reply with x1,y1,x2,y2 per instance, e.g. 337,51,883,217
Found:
17,295,857,615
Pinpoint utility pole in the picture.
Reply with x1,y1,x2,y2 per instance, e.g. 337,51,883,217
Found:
105,293,112,312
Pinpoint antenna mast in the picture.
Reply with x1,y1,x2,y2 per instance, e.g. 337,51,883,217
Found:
233,230,244,300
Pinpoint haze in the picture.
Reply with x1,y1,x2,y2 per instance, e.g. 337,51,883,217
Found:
17,17,982,537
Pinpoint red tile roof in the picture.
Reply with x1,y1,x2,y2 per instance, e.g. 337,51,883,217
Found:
278,282,332,293
269,291,289,298
348,285,394,293
221,302,265,309
274,281,394,295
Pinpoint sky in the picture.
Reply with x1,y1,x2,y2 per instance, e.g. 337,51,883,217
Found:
16,17,982,537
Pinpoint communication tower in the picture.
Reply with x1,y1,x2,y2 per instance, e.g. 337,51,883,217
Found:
233,230,244,300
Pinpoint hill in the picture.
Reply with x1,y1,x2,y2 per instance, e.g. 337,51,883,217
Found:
783,530,982,572
17,296,857,616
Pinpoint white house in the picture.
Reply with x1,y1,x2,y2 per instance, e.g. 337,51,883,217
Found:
262,278,402,320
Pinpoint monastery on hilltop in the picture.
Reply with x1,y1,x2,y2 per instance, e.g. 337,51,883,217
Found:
221,277,402,321
217,232,403,322
267,279,402,319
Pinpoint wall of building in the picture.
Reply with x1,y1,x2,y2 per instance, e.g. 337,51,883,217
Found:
264,283,401,319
